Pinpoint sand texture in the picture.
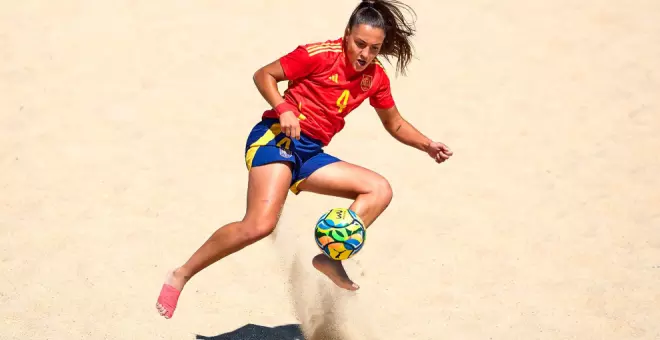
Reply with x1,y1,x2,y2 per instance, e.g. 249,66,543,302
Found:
1,0,659,339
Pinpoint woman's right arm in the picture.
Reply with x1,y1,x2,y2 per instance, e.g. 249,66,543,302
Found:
252,59,302,140
253,60,288,108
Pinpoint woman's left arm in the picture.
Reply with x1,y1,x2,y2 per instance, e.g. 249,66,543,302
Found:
375,106,453,164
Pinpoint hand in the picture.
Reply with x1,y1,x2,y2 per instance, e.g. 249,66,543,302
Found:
279,111,301,140
425,141,453,163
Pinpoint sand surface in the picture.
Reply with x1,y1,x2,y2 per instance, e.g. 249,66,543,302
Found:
2,0,659,339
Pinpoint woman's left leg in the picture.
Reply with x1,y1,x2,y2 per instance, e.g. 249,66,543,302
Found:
295,160,394,291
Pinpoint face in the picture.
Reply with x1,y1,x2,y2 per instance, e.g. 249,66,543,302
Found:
344,24,385,72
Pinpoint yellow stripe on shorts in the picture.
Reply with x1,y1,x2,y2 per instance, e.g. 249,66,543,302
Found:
289,178,305,195
245,123,282,170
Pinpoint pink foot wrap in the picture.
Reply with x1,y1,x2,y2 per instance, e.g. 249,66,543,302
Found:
157,284,181,318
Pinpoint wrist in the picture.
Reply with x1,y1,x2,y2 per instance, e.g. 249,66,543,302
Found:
274,101,298,117
420,139,432,152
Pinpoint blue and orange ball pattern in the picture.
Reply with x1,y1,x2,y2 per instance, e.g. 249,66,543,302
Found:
315,208,366,260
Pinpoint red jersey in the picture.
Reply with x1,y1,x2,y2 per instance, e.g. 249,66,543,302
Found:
262,37,396,146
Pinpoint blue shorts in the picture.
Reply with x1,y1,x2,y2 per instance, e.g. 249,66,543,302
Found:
244,118,341,194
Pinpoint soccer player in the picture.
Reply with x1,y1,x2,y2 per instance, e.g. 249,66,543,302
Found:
157,0,453,319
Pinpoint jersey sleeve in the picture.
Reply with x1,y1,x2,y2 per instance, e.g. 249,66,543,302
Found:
369,71,396,109
279,45,326,81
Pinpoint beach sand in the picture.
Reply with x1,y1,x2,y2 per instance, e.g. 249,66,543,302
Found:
1,0,659,339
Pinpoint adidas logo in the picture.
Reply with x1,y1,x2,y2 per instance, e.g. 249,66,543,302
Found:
328,74,339,83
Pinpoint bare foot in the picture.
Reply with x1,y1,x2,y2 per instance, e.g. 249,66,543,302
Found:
156,268,190,318
312,254,359,291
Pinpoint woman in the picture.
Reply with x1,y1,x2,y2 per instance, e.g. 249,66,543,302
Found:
156,0,453,319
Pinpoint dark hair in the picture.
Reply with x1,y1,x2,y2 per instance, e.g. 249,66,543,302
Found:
346,0,417,76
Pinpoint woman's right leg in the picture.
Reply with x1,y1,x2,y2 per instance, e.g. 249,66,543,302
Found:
156,161,292,319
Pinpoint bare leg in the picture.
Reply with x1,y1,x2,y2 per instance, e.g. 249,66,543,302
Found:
156,162,292,318
296,161,393,291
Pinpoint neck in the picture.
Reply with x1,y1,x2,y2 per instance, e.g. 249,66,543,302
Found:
343,53,358,77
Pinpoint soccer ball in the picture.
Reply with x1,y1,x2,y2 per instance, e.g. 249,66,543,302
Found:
314,208,366,260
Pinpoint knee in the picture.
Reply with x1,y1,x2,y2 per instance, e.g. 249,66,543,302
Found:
241,216,278,242
368,175,393,207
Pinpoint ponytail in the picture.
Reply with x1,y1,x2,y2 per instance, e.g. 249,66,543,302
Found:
346,0,417,76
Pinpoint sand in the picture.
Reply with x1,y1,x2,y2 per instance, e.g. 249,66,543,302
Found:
1,0,659,339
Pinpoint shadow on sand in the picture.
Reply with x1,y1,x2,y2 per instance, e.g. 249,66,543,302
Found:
196,323,305,340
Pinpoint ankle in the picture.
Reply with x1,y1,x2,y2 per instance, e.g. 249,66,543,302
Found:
173,267,193,282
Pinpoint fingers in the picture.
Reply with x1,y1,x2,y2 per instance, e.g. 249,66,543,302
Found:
435,152,450,163
437,143,453,156
289,121,300,140
283,124,300,139
432,146,452,163
428,141,453,164
280,112,301,140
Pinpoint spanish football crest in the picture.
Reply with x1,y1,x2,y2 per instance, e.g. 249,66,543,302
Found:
360,75,373,92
